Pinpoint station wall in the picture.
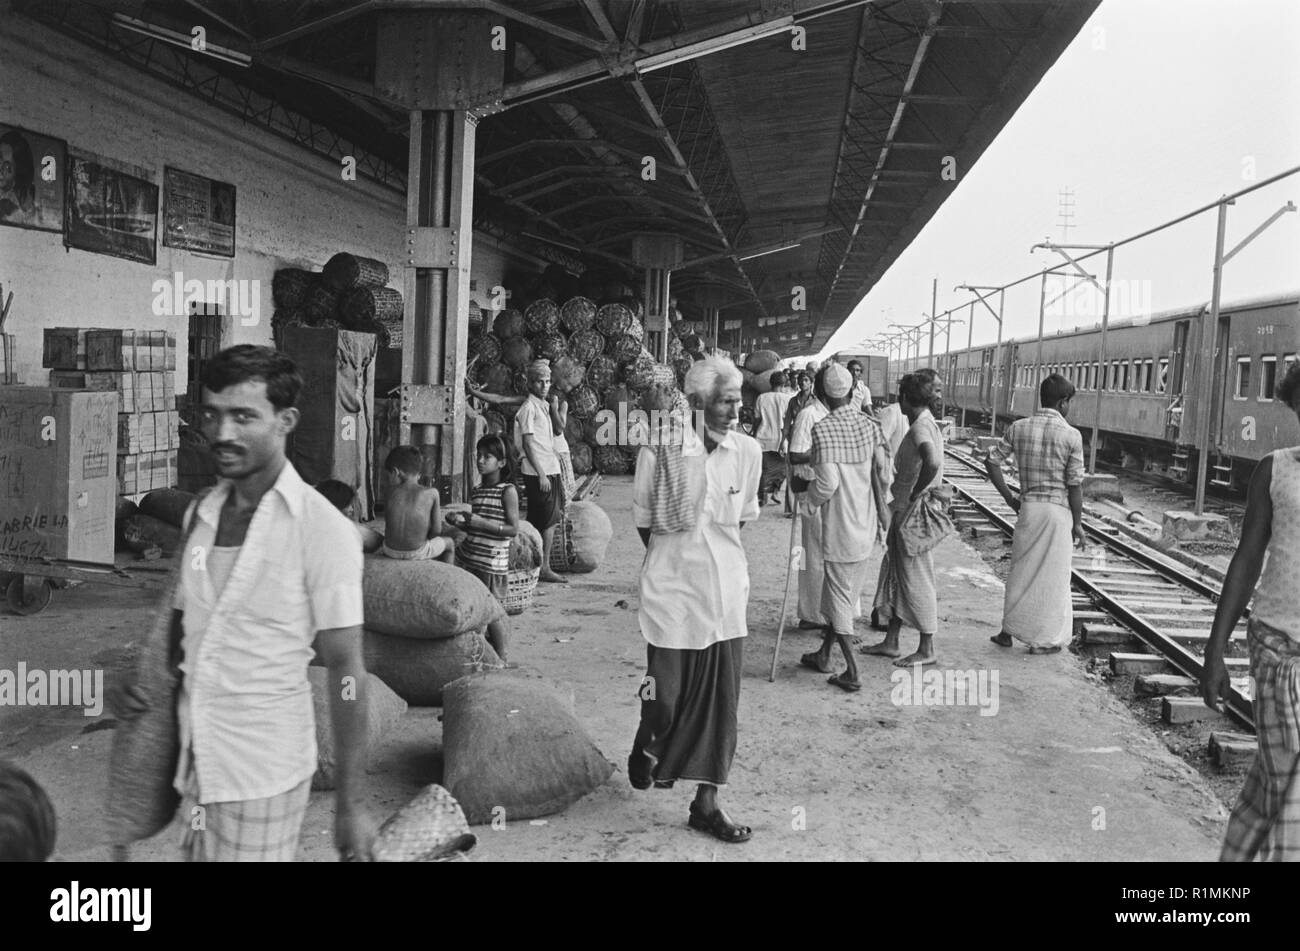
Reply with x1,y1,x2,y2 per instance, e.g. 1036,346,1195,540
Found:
0,7,525,396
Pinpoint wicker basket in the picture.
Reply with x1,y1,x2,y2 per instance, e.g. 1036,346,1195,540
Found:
502,566,541,616
323,252,391,291
339,285,403,325
560,296,597,333
272,268,315,309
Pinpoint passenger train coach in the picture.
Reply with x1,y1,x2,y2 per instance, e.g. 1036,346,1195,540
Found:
886,293,1300,489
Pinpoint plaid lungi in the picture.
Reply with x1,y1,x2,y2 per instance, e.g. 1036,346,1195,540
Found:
179,761,312,862
1221,618,1300,862
557,450,576,504
820,559,870,636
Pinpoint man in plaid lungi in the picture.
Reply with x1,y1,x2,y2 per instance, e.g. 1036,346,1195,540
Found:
121,347,378,862
1203,362,1300,860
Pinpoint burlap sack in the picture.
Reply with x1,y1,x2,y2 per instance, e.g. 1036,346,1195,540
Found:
363,557,506,639
308,668,408,790
548,501,612,574
362,629,502,706
442,670,613,824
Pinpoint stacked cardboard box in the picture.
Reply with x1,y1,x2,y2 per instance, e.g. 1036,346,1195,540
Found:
45,329,179,499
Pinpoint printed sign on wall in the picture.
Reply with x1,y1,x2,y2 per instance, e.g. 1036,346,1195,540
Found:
0,123,66,233
65,150,158,265
163,166,235,257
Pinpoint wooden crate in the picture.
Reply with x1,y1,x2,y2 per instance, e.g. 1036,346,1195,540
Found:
86,330,178,371
117,450,177,495
118,410,180,453
0,386,118,562
42,328,105,370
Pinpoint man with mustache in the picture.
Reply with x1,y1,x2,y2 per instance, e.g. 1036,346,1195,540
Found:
163,346,376,861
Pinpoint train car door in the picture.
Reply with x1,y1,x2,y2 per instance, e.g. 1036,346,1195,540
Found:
1166,319,1190,442
979,348,994,408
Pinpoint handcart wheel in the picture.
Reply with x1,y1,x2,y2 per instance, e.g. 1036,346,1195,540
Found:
6,575,53,615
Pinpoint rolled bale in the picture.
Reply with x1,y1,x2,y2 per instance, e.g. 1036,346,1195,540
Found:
479,362,515,395
122,514,183,556
570,441,592,475
569,328,606,365
138,488,197,528
524,299,561,336
469,330,502,367
309,667,406,790
363,629,501,707
322,252,391,291
594,444,628,475
272,268,316,309
441,669,614,824
500,336,533,370
595,302,633,338
492,308,525,341
587,354,619,392
301,281,341,325
608,334,642,366
625,351,657,391
560,296,597,333
551,353,585,395
362,556,507,639
339,285,403,326
509,519,544,571
549,500,613,574
535,331,568,364
568,384,599,418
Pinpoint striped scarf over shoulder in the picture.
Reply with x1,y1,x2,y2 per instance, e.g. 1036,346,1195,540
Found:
810,404,882,466
649,409,696,534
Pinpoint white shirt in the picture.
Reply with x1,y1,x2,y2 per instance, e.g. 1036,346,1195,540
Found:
878,403,906,457
788,399,829,482
754,390,792,452
850,381,872,413
515,395,560,475
632,427,761,650
800,413,883,564
172,461,364,803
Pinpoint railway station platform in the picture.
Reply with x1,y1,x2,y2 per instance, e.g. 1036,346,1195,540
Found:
4,477,1228,861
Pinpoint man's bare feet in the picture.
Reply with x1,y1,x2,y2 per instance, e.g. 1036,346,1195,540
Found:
539,570,569,583
860,640,901,658
893,651,938,667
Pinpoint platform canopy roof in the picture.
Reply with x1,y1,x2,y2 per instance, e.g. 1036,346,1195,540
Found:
18,0,1098,358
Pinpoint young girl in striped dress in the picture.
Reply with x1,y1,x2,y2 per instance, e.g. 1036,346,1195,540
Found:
447,434,518,661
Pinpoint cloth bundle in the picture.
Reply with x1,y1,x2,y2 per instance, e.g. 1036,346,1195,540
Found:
896,484,955,556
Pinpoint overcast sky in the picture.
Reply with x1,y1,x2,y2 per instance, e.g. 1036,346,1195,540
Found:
819,0,1300,359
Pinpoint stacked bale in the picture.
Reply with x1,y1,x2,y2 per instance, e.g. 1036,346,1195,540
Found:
271,251,403,351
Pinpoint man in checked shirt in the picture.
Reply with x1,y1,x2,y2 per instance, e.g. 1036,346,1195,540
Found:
985,373,1087,654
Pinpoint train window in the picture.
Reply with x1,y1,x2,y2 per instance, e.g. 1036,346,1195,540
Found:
1260,355,1277,401
1091,362,1099,389
1235,356,1251,399
1156,358,1169,393
1142,359,1154,392
1110,361,1120,390
1119,361,1130,391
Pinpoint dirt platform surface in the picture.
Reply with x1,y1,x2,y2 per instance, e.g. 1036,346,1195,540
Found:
2,476,1229,861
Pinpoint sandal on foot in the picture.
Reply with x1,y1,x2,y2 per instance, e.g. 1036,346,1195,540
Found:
797,620,826,631
688,803,752,844
627,751,653,790
799,652,832,673
827,672,862,692
990,632,1013,647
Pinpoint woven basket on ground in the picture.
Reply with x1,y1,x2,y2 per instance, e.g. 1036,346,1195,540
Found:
569,328,605,364
595,302,633,337
492,308,525,340
551,354,585,394
322,252,390,291
469,331,502,367
373,783,477,863
607,334,641,365
501,336,533,370
339,285,403,325
536,331,567,363
524,299,561,336
272,268,315,309
301,282,340,324
502,567,540,616
586,354,618,392
568,385,599,417
560,296,597,333
594,444,629,475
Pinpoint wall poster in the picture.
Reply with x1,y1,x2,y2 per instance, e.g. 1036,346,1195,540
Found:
0,123,66,232
65,150,158,265
163,166,235,257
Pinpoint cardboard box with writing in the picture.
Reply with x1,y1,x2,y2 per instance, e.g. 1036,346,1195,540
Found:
0,387,118,563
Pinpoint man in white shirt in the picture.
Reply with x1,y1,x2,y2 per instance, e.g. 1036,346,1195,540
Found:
127,346,376,861
786,368,832,630
514,359,568,583
846,360,873,414
629,356,760,845
798,363,891,691
753,371,793,506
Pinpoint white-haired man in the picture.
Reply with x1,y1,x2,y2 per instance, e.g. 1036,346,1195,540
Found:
628,355,760,845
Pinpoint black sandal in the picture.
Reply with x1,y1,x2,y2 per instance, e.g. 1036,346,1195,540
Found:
688,802,752,844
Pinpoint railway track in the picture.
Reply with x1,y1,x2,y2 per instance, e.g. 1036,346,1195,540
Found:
942,446,1255,733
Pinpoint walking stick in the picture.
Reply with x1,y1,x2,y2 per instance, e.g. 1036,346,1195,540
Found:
769,464,801,682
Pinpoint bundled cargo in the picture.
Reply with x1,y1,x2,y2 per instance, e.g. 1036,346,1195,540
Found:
568,328,605,364
570,441,592,475
362,629,500,707
567,384,599,418
339,285,403,325
43,327,105,370
523,299,561,336
593,444,628,475
301,282,341,325
468,330,502,367
362,556,507,640
607,334,641,365
595,302,633,337
500,336,533,370
322,252,391,291
548,500,612,574
586,354,618,392
86,330,177,372
309,667,406,790
272,268,316,309
559,296,597,333
491,308,525,340
550,354,585,394
535,331,567,363
624,350,657,391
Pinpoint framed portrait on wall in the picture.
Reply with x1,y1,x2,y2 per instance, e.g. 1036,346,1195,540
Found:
163,166,236,257
0,123,66,232
65,150,158,265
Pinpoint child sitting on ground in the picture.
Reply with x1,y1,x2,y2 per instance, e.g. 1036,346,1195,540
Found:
382,446,455,564
0,760,57,861
315,479,383,553
445,434,516,661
